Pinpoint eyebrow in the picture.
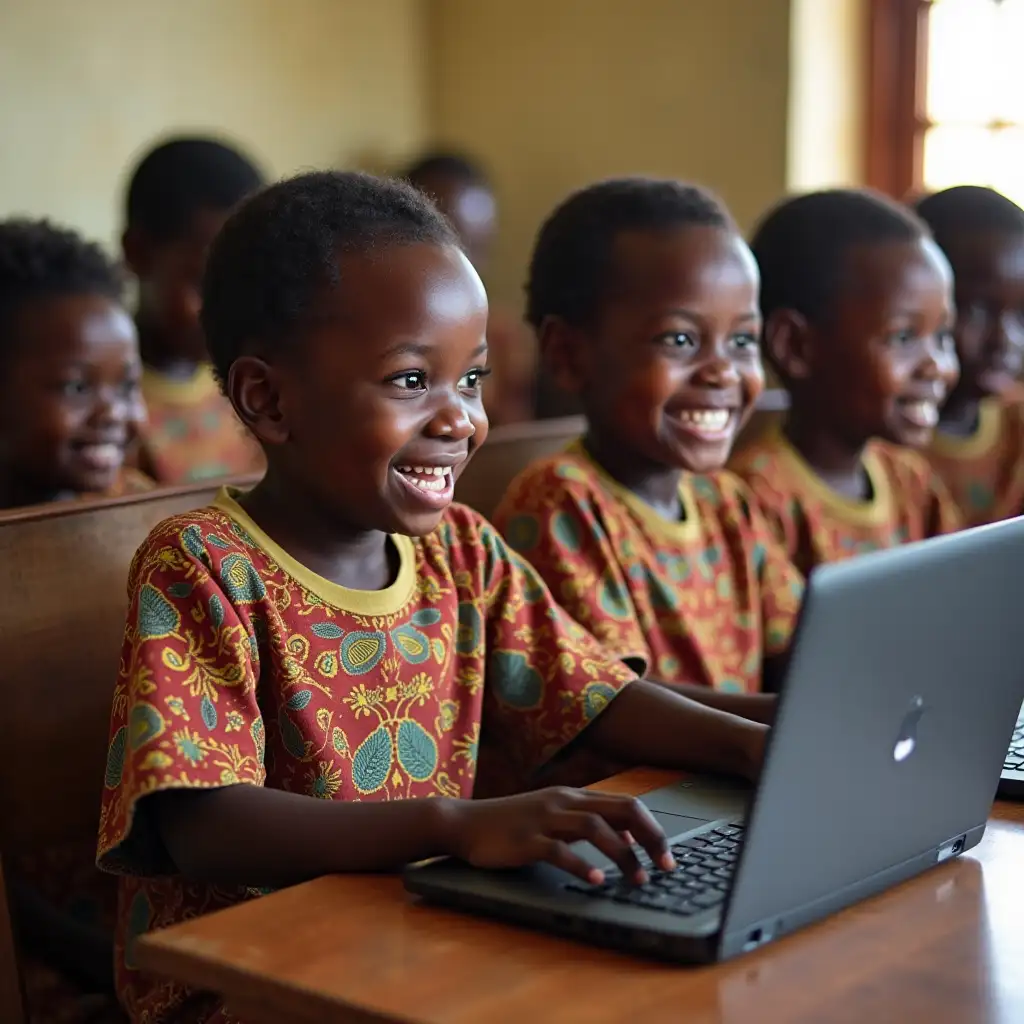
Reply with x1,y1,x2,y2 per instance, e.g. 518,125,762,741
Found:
660,308,761,321
381,340,489,360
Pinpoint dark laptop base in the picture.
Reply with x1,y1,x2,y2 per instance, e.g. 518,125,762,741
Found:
997,705,1024,800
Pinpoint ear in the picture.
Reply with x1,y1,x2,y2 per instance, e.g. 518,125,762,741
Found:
121,226,151,277
763,309,814,382
227,355,289,446
537,315,590,395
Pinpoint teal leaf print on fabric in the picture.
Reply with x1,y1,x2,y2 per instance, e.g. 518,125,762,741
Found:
166,581,192,599
504,514,541,553
104,727,127,789
220,553,267,603
200,696,217,730
411,607,442,626
138,584,180,639
311,622,345,639
206,533,231,549
490,650,544,709
582,681,619,721
719,679,744,694
287,689,312,711
124,891,152,970
751,542,767,574
209,594,224,629
456,602,482,655
352,726,393,794
551,510,582,552
251,717,266,761
597,573,632,621
340,630,386,674
391,623,430,664
278,709,306,759
397,719,438,781
129,703,166,751
181,524,206,560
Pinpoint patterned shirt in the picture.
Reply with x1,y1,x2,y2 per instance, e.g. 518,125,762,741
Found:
139,364,265,485
97,489,635,1024
731,425,962,575
925,398,1024,527
491,443,804,693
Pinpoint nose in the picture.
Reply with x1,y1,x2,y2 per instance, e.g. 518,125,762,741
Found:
693,345,741,388
90,386,132,428
917,336,959,387
425,387,478,442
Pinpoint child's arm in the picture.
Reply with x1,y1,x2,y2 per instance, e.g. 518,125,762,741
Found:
152,782,674,890
581,679,767,781
647,680,777,724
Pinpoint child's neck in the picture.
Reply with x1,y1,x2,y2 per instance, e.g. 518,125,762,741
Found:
582,429,684,521
936,386,981,439
783,410,871,502
238,468,399,591
136,318,202,381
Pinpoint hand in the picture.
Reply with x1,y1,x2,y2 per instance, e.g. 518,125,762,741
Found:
445,787,675,885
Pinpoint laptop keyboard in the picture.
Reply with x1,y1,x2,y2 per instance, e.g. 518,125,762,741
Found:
565,824,745,917
1005,720,1024,772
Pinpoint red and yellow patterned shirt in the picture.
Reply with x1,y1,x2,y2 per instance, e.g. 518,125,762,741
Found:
731,425,962,576
139,364,265,485
96,489,635,1024
925,398,1024,527
491,443,804,694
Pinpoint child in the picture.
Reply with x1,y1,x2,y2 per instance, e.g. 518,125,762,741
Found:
915,186,1024,525
0,218,150,509
122,136,266,483
96,171,769,1024
730,189,962,575
405,151,536,425
492,178,804,714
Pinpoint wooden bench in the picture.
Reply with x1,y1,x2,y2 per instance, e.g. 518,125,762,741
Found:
0,477,257,1023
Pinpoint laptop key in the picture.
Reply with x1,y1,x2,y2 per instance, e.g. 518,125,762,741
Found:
692,890,726,908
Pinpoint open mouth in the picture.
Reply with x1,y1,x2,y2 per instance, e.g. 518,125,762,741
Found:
392,463,459,510
896,399,940,430
72,442,124,473
674,408,737,441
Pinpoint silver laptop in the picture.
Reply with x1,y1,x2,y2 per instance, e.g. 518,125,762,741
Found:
404,518,1024,963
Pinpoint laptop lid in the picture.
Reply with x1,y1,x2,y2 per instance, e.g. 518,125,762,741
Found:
718,519,1024,958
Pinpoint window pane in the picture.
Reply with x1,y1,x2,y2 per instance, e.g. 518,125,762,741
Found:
993,1,1024,122
927,0,998,123
923,126,1024,208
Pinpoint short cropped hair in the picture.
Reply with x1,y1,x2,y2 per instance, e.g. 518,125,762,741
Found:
0,218,123,351
915,185,1024,254
751,188,927,326
125,136,264,242
526,177,732,330
201,170,459,386
404,152,489,189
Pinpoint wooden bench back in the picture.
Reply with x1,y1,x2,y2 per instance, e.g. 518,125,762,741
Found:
0,479,257,855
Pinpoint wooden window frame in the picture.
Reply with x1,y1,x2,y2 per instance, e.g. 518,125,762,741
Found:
865,0,933,198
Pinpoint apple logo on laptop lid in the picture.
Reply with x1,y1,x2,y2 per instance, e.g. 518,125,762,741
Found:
894,695,926,763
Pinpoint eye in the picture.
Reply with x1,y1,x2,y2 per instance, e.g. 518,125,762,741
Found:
887,329,916,347
390,371,427,392
61,379,90,397
459,367,492,391
656,331,698,350
731,332,759,350
119,377,141,398
937,329,956,352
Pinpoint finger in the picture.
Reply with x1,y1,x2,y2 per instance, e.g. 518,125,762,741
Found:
536,837,606,885
574,794,675,873
550,810,646,883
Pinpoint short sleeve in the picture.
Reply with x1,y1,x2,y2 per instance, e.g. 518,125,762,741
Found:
467,518,637,788
97,525,265,877
494,467,650,671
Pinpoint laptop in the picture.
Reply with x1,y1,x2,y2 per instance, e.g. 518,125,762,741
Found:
998,703,1024,799
404,518,1024,963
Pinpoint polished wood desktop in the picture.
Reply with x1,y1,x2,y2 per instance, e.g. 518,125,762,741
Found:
138,769,1024,1024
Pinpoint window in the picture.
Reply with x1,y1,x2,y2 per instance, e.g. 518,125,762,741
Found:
866,0,1024,202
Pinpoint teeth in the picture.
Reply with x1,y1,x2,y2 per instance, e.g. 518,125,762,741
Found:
396,465,446,476
679,409,731,431
901,401,938,428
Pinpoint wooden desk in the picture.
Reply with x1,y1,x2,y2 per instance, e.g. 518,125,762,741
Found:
138,770,1024,1024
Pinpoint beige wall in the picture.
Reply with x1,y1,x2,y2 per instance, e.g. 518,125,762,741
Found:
787,0,866,191
428,0,792,307
0,0,428,249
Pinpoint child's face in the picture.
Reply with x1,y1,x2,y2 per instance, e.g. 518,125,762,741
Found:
799,238,958,449
243,242,489,537
0,295,145,498
564,225,764,475
127,209,227,362
944,231,1024,400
